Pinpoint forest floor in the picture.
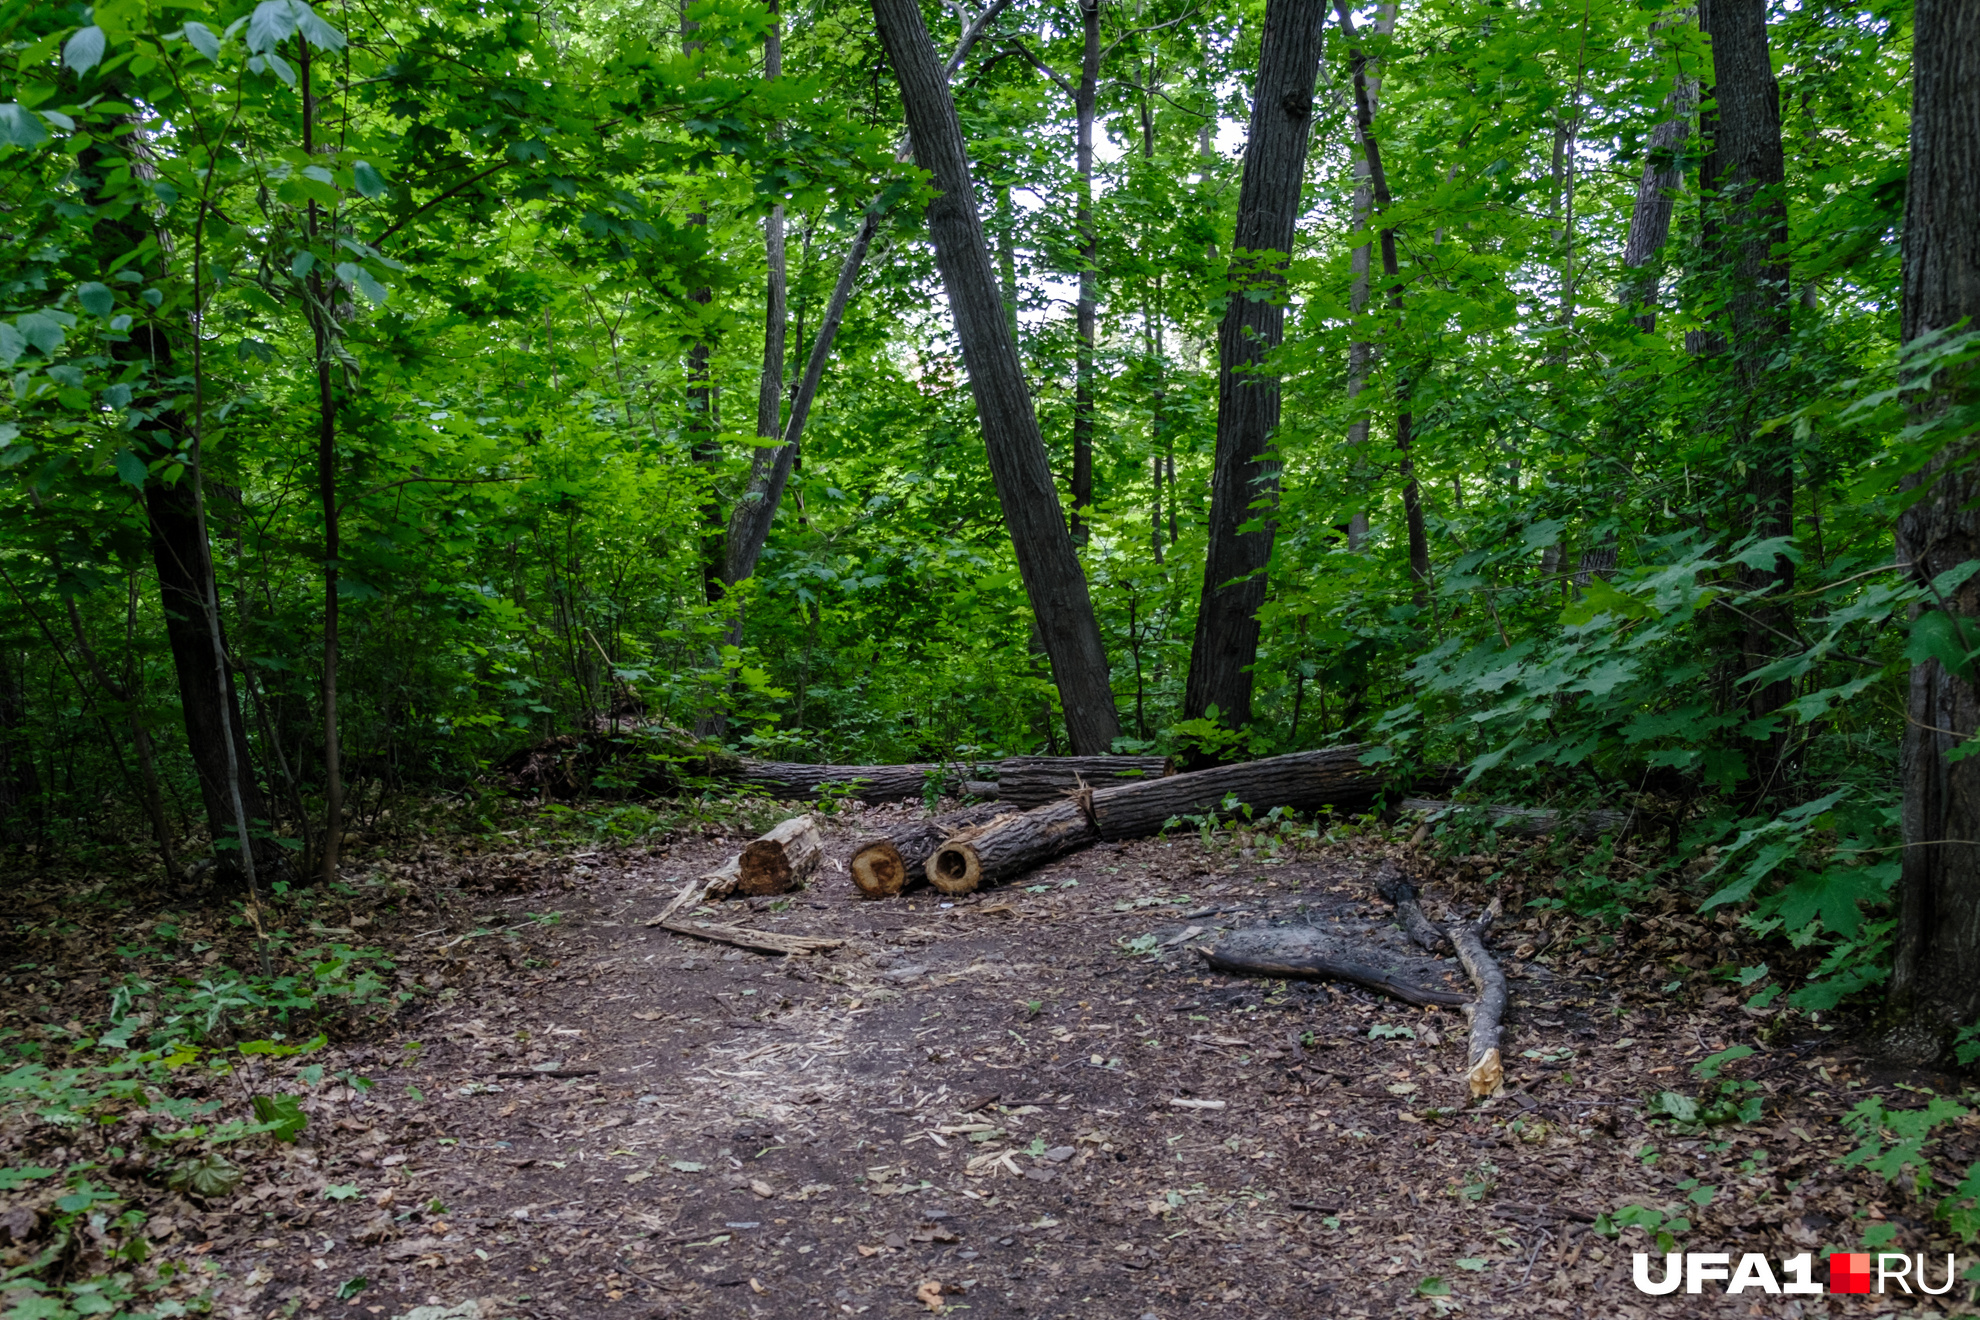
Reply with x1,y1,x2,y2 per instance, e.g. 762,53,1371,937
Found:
4,802,1977,1320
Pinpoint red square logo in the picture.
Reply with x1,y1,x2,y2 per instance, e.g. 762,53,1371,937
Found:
1829,1253,1872,1294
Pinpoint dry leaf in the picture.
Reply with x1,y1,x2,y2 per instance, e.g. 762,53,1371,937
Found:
856,1244,880,1257
749,1278,767,1295
749,1179,775,1198
914,1280,945,1312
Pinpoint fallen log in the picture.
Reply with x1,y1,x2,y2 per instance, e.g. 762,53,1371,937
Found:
656,918,843,957
849,803,1007,898
1398,798,1629,841
732,761,940,803
737,814,824,896
994,755,1173,809
1196,926,1471,1007
646,813,820,921
928,745,1379,892
1375,867,1451,954
1450,900,1506,1097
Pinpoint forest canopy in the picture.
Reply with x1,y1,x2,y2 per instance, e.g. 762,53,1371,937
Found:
3,0,1978,1057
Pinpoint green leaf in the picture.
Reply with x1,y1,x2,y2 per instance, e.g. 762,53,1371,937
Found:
64,25,107,73
114,450,148,488
0,104,50,149
295,2,347,50
76,282,114,317
1905,609,1978,679
245,0,302,51
1414,1277,1451,1297
336,1277,368,1301
321,1182,362,1200
182,20,222,59
352,160,386,197
251,1093,308,1142
335,262,388,306
1767,861,1896,938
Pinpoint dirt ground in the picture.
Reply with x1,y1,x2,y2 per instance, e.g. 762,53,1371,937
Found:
5,802,1977,1320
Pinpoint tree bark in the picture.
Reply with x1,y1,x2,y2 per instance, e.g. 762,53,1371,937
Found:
1070,0,1100,540
1179,0,1329,753
1338,3,1429,609
1200,926,1471,1006
737,812,823,896
1619,59,1698,332
871,0,1121,754
1889,0,1980,1062
682,0,722,609
731,759,945,803
1339,2,1395,550
301,38,344,885
723,2,789,598
1699,0,1793,769
722,0,1013,592
849,802,1006,897
929,745,1380,889
995,753,1172,808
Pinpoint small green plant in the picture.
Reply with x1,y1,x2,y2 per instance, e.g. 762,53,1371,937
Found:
1594,1203,1691,1253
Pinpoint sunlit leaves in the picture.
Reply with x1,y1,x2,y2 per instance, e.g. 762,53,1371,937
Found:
64,25,107,73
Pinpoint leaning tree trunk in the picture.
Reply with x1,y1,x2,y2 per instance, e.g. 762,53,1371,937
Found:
1180,0,1330,758
721,1,1009,592
1339,1,1396,550
1889,0,1980,1063
1069,0,1100,540
871,0,1120,755
1699,0,1793,778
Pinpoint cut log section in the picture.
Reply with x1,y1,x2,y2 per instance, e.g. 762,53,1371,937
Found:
1398,798,1630,841
1196,926,1471,1007
927,745,1380,892
927,796,1098,893
848,803,1007,898
737,815,824,896
1450,900,1506,1097
994,755,1173,809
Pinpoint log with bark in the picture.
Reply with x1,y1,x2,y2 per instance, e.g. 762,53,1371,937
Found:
848,803,1007,898
647,814,821,923
928,745,1380,892
1450,900,1506,1097
1196,926,1471,1007
732,761,941,803
1376,875,1506,1097
1398,798,1630,841
993,754,1173,809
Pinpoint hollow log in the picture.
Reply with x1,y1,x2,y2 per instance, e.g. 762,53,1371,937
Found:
994,755,1173,809
737,814,824,896
928,745,1380,892
1398,798,1629,841
1450,900,1506,1097
926,798,1095,893
848,803,1007,898
1197,926,1471,1007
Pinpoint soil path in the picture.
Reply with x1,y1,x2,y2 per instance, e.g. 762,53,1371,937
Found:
204,812,1966,1320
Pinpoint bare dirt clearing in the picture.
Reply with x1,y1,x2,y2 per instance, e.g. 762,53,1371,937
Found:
5,806,1972,1320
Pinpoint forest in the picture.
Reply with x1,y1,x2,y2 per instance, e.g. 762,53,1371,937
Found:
1,0,1979,1313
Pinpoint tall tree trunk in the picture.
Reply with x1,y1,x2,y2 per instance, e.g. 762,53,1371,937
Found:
301,37,344,885
721,0,1011,592
1620,60,1698,332
1179,0,1329,754
1070,0,1100,540
1577,43,1697,589
723,0,789,600
1700,0,1793,782
871,0,1121,754
1340,1,1395,551
995,182,1021,336
682,0,722,607
1889,0,1980,1062
0,647,39,846
1337,3,1428,608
